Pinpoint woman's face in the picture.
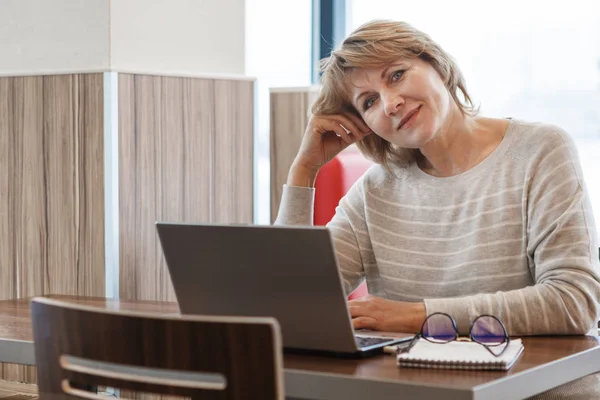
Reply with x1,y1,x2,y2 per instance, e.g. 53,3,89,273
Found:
347,57,453,149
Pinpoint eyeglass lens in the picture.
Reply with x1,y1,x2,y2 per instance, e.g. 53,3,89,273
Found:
471,315,506,345
422,313,457,343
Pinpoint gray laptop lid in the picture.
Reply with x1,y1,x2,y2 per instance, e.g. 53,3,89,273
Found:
156,222,360,353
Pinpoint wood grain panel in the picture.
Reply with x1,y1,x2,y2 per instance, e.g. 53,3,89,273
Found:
117,74,137,303
0,73,105,383
44,76,76,294
119,74,252,302
43,75,105,296
0,77,28,384
17,77,45,298
214,79,254,224
182,79,214,223
76,74,105,296
0,78,17,302
269,89,318,223
136,74,160,302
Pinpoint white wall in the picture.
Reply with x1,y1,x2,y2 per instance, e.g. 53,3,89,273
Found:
0,0,110,75
111,0,246,76
0,0,247,77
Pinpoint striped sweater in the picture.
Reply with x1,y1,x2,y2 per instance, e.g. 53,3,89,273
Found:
275,119,600,337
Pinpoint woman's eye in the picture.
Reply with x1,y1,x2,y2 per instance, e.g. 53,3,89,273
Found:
391,70,404,82
363,96,376,110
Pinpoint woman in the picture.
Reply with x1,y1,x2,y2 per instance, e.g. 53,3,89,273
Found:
275,20,600,398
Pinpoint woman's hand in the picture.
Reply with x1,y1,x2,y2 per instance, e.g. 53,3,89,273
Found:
348,295,426,333
287,113,371,187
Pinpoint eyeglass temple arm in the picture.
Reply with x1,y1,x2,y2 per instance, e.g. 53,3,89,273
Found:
481,336,511,357
397,333,421,354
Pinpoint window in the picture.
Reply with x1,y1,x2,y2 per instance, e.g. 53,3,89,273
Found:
348,0,600,231
246,0,312,224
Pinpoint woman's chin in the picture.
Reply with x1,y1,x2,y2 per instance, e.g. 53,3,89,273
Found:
401,130,437,149
391,134,430,150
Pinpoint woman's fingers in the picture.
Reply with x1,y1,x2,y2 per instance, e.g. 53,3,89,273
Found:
329,118,361,140
349,296,384,330
335,124,354,144
352,316,378,330
349,296,424,333
332,117,371,141
314,113,371,144
348,304,367,318
316,119,354,144
348,295,375,307
348,299,375,315
344,113,371,136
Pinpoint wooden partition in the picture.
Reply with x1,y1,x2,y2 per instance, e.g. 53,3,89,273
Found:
269,87,319,223
0,73,106,382
0,71,253,386
118,75,254,302
0,72,255,386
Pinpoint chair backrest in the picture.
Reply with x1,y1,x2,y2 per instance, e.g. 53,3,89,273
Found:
31,297,284,400
314,146,373,300
314,146,373,226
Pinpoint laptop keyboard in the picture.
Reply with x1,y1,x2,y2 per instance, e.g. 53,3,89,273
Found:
355,336,393,348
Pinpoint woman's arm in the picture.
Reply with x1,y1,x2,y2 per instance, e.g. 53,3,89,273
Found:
425,129,600,336
275,112,372,293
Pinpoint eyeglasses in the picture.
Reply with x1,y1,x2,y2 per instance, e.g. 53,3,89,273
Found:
398,312,510,357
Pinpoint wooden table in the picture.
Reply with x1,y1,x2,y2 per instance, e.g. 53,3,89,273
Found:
1,295,600,400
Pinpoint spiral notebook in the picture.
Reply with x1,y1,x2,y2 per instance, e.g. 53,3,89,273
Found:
395,338,524,371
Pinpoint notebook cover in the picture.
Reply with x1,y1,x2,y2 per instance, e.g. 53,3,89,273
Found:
396,338,524,371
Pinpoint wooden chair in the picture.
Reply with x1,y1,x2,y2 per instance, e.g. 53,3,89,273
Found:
31,297,284,400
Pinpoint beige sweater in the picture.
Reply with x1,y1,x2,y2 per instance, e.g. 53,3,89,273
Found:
276,119,600,398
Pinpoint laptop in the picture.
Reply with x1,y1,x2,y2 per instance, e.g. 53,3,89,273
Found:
156,222,413,357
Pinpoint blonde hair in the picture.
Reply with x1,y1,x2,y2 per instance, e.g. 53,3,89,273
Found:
312,20,478,168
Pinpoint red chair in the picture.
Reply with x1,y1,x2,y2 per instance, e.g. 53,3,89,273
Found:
314,146,372,300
